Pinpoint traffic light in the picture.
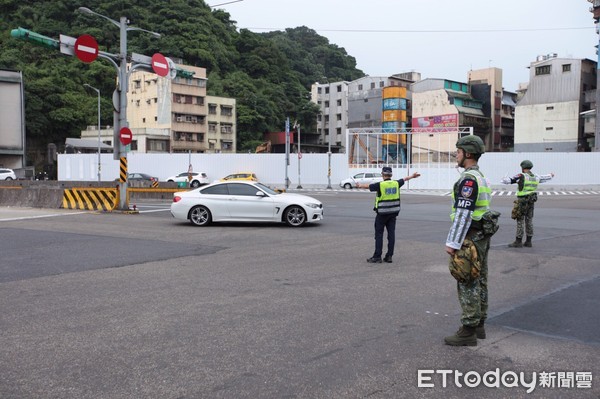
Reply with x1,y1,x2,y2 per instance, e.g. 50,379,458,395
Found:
10,27,59,50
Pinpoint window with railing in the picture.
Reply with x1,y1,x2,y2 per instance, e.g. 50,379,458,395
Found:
221,124,233,134
208,123,217,133
208,104,217,114
221,106,233,116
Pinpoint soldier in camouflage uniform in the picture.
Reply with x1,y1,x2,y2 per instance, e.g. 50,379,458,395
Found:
444,135,492,347
502,160,554,248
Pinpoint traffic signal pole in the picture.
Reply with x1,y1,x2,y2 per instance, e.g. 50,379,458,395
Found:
118,16,129,210
12,15,195,210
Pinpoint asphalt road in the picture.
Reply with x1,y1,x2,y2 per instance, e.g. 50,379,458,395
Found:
1,191,599,399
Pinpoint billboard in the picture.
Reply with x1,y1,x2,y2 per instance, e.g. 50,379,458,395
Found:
412,114,458,132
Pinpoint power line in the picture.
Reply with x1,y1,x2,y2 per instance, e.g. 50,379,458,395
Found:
241,26,592,34
210,0,244,7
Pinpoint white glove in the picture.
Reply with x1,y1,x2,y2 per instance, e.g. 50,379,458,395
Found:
501,177,511,184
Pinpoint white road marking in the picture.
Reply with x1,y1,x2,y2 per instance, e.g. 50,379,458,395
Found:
0,211,88,222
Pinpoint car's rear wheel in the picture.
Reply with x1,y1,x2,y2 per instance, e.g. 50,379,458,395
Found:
284,205,307,227
6,177,13,180
189,205,211,226
190,180,201,188
343,183,352,189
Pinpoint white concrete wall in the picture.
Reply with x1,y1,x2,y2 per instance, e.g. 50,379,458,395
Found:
58,151,600,189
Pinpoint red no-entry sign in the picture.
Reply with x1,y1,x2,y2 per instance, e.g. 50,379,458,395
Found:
119,127,133,146
74,34,98,63
151,53,169,77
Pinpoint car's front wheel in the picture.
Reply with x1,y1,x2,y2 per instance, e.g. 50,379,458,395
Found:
190,180,201,188
343,183,352,189
284,205,307,227
5,177,13,180
189,205,212,226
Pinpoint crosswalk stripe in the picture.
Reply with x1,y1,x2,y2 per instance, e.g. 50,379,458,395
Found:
290,188,600,197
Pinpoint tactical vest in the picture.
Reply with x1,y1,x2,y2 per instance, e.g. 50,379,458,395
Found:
375,180,401,215
451,169,491,221
517,173,539,197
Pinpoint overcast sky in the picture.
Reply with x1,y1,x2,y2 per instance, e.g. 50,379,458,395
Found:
210,0,597,91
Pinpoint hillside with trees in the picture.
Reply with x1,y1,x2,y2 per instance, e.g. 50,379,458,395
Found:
0,0,364,168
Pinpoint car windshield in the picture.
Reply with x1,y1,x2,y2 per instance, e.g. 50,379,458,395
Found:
255,182,278,195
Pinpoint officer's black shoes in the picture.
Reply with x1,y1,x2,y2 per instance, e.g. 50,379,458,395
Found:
366,257,382,263
524,236,533,247
383,256,393,263
508,238,523,248
476,321,486,339
444,326,477,346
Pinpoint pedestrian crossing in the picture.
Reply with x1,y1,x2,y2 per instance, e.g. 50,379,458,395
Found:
442,190,600,197
290,188,600,197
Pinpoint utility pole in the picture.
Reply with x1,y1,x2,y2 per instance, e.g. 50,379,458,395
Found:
83,83,101,182
326,135,332,190
285,117,290,189
78,7,161,209
294,122,302,189
592,0,600,150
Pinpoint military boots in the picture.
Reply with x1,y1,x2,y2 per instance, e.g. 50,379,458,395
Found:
508,237,523,248
476,321,486,339
524,236,533,247
444,325,477,346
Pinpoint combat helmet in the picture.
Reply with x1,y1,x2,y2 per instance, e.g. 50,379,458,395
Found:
456,135,485,155
520,160,533,169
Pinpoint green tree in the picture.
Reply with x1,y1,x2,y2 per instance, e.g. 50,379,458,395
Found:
0,0,364,165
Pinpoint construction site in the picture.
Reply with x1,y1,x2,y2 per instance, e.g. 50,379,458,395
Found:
347,127,475,168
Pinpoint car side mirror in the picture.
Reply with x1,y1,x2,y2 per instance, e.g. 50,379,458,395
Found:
255,191,266,197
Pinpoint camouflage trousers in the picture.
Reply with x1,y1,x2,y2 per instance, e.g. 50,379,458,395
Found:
457,234,491,327
515,202,535,238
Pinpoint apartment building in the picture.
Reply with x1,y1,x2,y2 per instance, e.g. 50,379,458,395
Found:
468,67,517,151
515,55,596,152
206,96,236,153
347,73,418,129
311,72,420,151
81,63,236,153
311,81,348,151
411,78,489,158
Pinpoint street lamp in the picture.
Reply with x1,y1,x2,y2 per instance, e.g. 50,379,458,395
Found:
78,7,161,39
326,129,332,189
77,7,161,209
83,83,101,182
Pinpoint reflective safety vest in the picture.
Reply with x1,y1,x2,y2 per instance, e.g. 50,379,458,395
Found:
451,169,491,221
517,173,539,197
375,180,401,215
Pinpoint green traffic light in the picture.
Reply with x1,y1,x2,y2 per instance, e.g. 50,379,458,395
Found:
10,27,59,49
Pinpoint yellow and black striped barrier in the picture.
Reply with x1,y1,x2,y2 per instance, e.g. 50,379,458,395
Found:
62,188,118,211
119,157,127,183
151,180,159,188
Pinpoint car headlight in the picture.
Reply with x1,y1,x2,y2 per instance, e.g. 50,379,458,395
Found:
305,203,320,209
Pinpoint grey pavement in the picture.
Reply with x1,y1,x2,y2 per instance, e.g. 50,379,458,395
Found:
0,192,599,399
